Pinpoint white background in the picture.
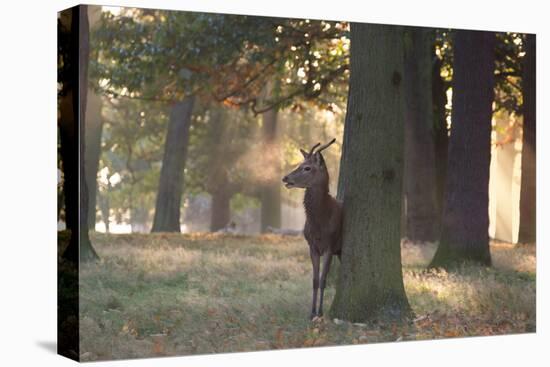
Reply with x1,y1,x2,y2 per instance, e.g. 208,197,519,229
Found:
0,0,547,365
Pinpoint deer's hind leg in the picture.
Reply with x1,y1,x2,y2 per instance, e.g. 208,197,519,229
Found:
309,247,320,320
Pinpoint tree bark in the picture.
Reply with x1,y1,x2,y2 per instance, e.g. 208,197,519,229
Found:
202,107,234,232
336,87,352,202
429,30,495,268
518,34,536,244
330,23,412,323
59,5,99,263
151,97,195,232
403,28,438,243
260,106,282,232
210,184,232,232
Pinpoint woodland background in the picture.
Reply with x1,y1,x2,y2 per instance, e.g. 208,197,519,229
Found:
56,4,536,362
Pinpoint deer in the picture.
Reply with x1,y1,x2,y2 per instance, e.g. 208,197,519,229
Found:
282,138,343,320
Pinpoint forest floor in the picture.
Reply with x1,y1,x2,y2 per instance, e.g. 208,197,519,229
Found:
73,232,536,361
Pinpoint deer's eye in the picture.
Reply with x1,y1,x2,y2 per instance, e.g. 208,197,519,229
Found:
304,166,311,171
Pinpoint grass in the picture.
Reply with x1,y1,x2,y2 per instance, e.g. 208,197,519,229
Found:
76,233,536,361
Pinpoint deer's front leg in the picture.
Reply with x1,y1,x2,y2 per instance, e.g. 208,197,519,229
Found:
318,252,333,317
309,247,320,320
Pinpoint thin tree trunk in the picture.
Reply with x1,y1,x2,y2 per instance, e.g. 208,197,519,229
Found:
151,97,195,232
430,30,495,268
203,107,235,232
518,34,536,244
330,23,412,323
260,105,281,232
403,28,438,243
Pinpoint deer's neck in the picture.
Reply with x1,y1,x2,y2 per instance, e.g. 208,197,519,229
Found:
303,178,330,225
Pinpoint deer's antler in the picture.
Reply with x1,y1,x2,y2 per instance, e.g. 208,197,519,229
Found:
315,138,336,154
308,142,321,156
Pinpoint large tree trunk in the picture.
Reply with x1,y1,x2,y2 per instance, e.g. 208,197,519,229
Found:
429,30,495,268
432,53,449,233
151,97,195,232
403,28,438,243
260,106,282,232
330,23,411,323
60,5,99,263
518,34,536,244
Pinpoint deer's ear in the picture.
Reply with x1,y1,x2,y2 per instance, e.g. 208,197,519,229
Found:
300,149,309,159
314,152,325,166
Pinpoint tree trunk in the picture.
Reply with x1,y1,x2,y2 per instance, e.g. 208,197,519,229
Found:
336,86,352,202
210,186,232,232
59,5,99,263
260,106,282,232
151,97,195,232
330,23,412,323
518,34,536,244
429,30,495,268
403,28,438,243
85,91,102,230
203,107,235,232
432,54,449,234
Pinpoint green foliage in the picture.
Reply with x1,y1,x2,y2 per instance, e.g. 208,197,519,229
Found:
91,8,349,111
494,32,524,114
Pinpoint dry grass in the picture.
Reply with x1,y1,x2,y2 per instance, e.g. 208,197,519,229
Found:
77,233,536,361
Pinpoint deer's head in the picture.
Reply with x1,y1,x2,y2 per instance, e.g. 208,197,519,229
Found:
282,138,336,189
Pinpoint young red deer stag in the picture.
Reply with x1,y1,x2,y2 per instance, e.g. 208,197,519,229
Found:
282,138,342,319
